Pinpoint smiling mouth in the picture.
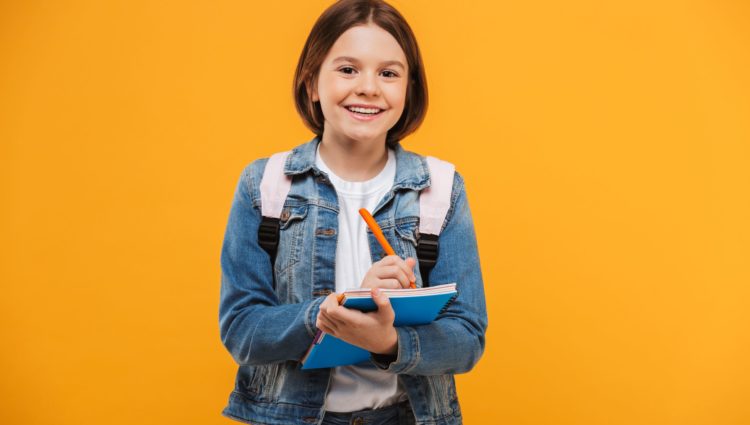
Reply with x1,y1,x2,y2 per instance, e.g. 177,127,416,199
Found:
344,106,384,116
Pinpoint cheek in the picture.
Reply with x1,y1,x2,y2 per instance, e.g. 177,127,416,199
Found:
319,77,349,100
386,83,408,109
386,92,407,119
317,81,346,116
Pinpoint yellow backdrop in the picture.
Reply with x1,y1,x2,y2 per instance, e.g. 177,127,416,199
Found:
2,1,749,424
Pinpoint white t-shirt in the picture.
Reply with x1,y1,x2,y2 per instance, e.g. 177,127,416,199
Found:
315,143,407,412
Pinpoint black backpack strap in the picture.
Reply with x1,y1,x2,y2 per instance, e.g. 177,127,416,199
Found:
416,233,439,286
258,216,281,263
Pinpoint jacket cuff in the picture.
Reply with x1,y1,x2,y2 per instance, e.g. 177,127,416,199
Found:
304,296,326,338
370,326,419,373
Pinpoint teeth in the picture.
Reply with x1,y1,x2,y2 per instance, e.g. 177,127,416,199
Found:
347,106,381,114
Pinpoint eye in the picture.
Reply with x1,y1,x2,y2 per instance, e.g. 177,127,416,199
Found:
338,66,357,75
381,70,399,78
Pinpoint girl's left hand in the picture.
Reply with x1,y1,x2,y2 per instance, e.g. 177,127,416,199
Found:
315,288,398,355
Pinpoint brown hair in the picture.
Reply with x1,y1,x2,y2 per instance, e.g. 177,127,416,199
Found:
293,0,428,148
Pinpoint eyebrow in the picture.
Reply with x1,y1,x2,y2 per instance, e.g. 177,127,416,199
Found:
332,56,406,70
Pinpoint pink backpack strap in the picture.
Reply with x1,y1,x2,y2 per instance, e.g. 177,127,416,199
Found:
259,151,292,218
419,156,456,236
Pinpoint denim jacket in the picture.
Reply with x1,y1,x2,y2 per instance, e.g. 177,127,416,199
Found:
219,136,488,425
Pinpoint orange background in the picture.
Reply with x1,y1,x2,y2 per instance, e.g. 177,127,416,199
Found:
2,1,749,424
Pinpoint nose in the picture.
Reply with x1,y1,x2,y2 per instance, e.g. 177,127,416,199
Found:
355,71,380,97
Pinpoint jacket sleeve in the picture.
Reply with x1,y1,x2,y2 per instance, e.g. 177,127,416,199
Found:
219,160,324,365
371,172,488,375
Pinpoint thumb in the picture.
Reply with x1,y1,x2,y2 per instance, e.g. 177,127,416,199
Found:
371,288,394,314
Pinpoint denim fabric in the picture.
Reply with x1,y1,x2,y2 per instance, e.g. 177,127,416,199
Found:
219,136,488,425
321,400,416,425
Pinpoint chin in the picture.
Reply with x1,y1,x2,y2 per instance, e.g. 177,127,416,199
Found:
340,128,382,143
350,133,387,144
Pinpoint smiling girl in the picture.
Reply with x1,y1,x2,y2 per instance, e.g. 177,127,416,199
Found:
219,1,487,424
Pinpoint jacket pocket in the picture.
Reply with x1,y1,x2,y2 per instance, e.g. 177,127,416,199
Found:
274,203,308,275
394,217,422,286
394,217,418,252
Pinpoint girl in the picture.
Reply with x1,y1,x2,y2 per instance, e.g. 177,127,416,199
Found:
219,1,487,424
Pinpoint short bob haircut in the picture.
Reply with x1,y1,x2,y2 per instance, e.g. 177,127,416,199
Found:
293,0,428,148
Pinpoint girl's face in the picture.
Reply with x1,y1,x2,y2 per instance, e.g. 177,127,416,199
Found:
312,23,409,147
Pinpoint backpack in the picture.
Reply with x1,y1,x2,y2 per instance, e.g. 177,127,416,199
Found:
257,150,455,287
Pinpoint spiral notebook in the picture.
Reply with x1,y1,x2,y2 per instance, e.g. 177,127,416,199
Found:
300,283,458,370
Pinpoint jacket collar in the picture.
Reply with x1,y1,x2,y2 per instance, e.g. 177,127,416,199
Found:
284,136,430,191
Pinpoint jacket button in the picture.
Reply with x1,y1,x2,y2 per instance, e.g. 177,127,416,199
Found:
316,228,336,236
280,210,290,221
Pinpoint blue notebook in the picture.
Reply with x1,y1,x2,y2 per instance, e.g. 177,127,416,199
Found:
300,283,458,370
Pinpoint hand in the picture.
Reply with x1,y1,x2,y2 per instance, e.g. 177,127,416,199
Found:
315,289,398,355
360,255,417,290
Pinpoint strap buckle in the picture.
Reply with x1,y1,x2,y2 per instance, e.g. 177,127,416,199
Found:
258,216,280,258
416,233,439,270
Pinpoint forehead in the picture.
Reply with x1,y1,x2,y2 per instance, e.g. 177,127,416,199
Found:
324,23,407,66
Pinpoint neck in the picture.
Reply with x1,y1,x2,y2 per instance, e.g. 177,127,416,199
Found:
319,132,388,181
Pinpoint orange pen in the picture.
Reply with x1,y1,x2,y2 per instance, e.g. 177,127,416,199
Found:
336,209,417,303
358,208,416,289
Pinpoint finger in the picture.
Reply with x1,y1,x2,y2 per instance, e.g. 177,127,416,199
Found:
404,257,417,283
320,302,346,322
392,265,411,288
316,316,335,333
317,315,339,334
328,305,368,328
361,278,401,290
394,257,417,286
371,288,395,321
378,255,400,266
373,261,415,288
323,305,350,325
318,294,348,332
318,321,334,335
377,279,402,289
320,293,339,311
375,265,409,288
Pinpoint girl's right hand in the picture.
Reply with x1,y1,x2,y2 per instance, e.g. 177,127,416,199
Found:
360,255,417,289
